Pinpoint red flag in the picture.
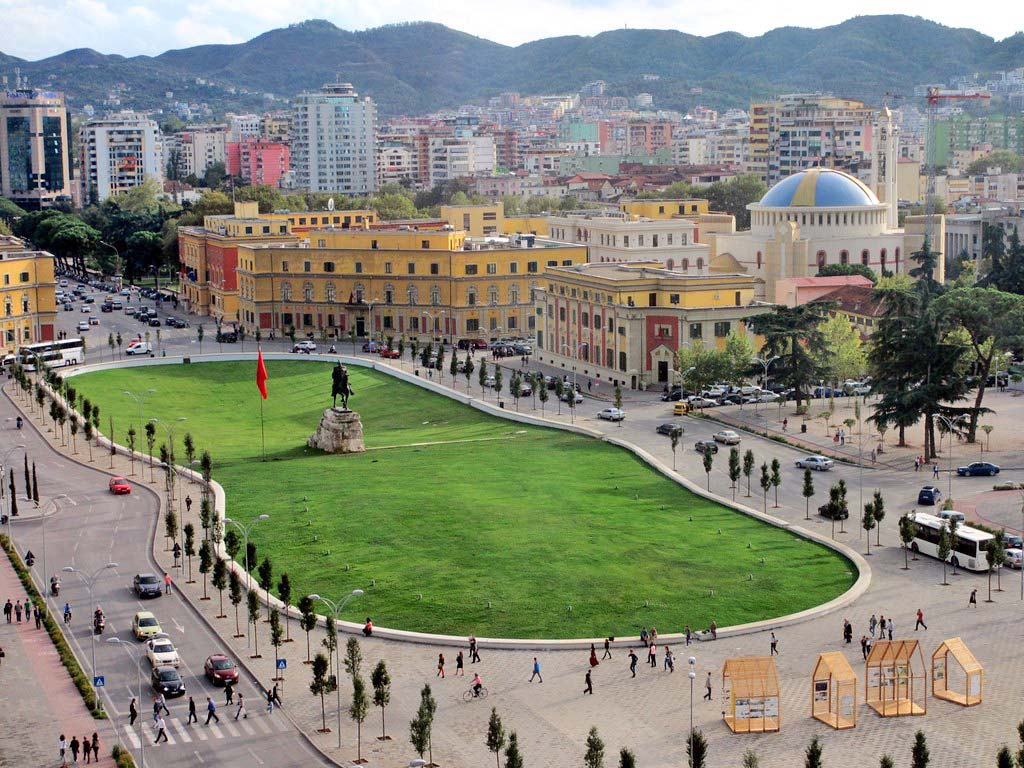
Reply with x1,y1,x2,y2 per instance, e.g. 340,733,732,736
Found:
256,348,268,400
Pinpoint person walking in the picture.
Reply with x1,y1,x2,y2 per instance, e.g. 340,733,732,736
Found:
933,463,940,479
915,608,927,631
969,588,978,607
83,733,93,764
878,616,886,639
640,627,649,647
90,733,99,763
205,697,220,724
234,693,247,720
869,614,877,638
709,620,717,640
271,684,282,709
685,625,692,646
770,632,779,656
164,572,172,595
888,618,895,641
602,637,612,660
3,598,12,622
187,696,198,724
704,671,713,700
224,680,234,705
23,596,31,621
129,698,138,727
34,605,42,629
436,653,445,678
266,686,275,714
914,457,920,472
648,641,657,668
153,716,168,744
469,635,481,664
70,736,80,763
529,657,543,683
455,651,464,676
583,669,593,695
628,649,638,678
589,643,599,668
14,599,22,622
152,697,161,724
664,647,674,672
860,635,869,660
156,692,170,716
843,619,853,644
58,735,67,766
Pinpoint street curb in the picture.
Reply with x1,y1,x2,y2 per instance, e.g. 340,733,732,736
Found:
60,355,871,651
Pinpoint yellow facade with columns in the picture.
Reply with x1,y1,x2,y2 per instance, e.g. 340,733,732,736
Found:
618,199,710,219
1,235,57,354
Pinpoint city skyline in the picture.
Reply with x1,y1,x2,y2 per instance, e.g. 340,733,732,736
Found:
1,1,1022,61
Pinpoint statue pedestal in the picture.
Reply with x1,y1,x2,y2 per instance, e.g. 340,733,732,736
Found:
307,408,366,454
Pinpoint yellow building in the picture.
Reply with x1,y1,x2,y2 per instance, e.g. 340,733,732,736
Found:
534,262,770,390
618,199,710,219
1,235,57,355
441,202,550,238
235,226,587,341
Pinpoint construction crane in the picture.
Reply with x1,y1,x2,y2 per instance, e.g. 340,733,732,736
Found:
924,86,992,245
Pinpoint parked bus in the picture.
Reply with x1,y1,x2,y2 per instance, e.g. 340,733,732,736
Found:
18,338,85,370
908,512,994,572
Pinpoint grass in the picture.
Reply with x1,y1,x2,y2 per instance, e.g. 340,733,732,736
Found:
74,361,855,638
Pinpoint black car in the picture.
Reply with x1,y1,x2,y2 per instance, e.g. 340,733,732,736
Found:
694,439,718,454
133,573,162,599
917,486,942,506
656,422,685,437
101,303,113,313
151,666,186,697
818,502,850,520
720,394,745,405
661,389,683,402
148,318,162,327
216,331,238,343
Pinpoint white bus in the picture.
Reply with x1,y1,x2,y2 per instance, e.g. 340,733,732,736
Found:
18,338,85,370
909,512,994,573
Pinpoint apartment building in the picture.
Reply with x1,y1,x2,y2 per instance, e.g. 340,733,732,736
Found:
80,112,163,204
226,138,290,188
291,83,376,196
0,88,73,210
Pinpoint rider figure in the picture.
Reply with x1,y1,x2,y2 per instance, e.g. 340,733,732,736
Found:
471,673,483,697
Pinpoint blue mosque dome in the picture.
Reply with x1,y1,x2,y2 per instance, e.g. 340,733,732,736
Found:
758,167,879,208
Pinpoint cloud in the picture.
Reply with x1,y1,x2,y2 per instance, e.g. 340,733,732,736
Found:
0,0,1020,59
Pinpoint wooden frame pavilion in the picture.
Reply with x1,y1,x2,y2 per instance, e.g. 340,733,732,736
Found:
932,637,983,707
864,640,926,717
723,656,780,733
811,652,858,729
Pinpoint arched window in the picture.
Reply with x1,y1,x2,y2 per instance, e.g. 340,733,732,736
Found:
861,249,870,266
666,258,675,270
384,283,394,304
880,248,887,271
302,282,313,302
467,286,478,306
681,258,689,272
280,281,292,302
509,284,520,305
407,285,418,306
756,251,763,269
488,285,499,305
696,257,704,270
430,285,441,306
894,247,901,269
840,250,849,265
353,283,364,303
816,251,827,269
325,282,337,303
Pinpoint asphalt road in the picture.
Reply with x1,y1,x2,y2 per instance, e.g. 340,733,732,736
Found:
3,384,331,768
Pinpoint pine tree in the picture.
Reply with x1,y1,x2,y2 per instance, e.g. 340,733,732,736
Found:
584,726,605,768
687,728,708,768
743,449,755,497
618,747,636,768
728,448,741,499
505,731,524,768
804,735,823,768
371,659,392,740
911,730,929,768
486,708,505,768
802,468,815,520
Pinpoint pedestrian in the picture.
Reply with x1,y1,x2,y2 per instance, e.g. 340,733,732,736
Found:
843,619,853,644
129,698,138,726
664,647,674,672
650,627,658,644
225,680,234,705
840,430,846,446
153,716,168,744
455,650,464,676
185,495,192,513
833,432,839,444
34,605,41,629
782,418,788,431
969,588,978,607
187,696,198,724
704,671,713,700
235,693,247,719
589,643,599,668
648,641,657,668
271,684,282,708
640,627,649,646
152,697,160,724
860,635,869,660
83,733,92,764
24,596,31,621
587,379,592,392
14,600,21,622
436,653,445,678
915,608,927,631
602,637,612,660
529,657,543,683
865,636,873,657
59,734,67,766
3,598,11,623
869,614,877,637
70,735,80,762
870,449,877,464
205,697,220,724
91,733,99,763
685,625,692,646
709,620,717,640
888,618,895,641
266,686,274,714
0,645,4,667
583,669,593,695
933,463,939,479
173,542,181,565
164,572,172,595
878,616,886,639
914,457,920,472
628,649,638,678
469,635,480,663
157,692,170,716
770,631,779,656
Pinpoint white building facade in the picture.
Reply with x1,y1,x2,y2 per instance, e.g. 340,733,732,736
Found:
80,112,163,204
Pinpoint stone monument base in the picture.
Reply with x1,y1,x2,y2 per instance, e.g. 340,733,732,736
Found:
308,408,365,454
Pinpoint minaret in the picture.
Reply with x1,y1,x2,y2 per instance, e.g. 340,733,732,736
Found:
874,105,899,228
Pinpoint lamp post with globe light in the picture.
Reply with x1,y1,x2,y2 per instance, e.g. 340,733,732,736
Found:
308,589,365,749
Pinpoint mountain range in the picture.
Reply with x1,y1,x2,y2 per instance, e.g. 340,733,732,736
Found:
2,16,1023,117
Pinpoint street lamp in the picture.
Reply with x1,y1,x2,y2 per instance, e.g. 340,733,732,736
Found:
422,310,446,346
308,589,365,749
150,417,188,566
560,342,586,423
1,443,26,542
63,562,119,710
107,637,145,768
122,389,157,429
752,355,779,398
223,514,269,647
935,415,968,499
688,656,697,763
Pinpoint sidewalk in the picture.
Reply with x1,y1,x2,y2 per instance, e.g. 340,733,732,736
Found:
0,546,115,768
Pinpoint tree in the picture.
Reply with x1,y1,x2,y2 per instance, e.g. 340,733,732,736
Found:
164,507,178,553
805,736,823,768
463,354,474,392
618,748,636,768
1016,719,1024,768
538,380,549,414
486,708,505,768
229,569,244,636
506,732,524,768
144,422,156,482
323,617,338,681
69,414,79,454
966,148,1022,175
770,458,781,508
479,358,489,398
212,557,228,617
742,750,760,768
31,462,39,505
246,541,258,574
937,521,951,585
670,429,680,471
703,449,714,491
995,746,1013,768
862,500,876,555
247,590,261,657
723,330,756,383
270,608,284,674
728,447,741,500
449,351,459,383
674,343,730,401
759,463,771,513
911,730,929,768
584,726,605,768
257,557,273,620
310,653,331,733
748,303,831,407
899,513,916,569
743,449,755,497
817,262,878,283
371,659,391,741
126,426,137,475
198,539,212,599
815,314,866,384
183,432,195,476
802,469,815,520
871,490,886,546
687,728,708,768
418,685,437,767
554,378,564,415
421,340,433,369
510,373,521,411
183,523,195,582
409,703,430,761
298,595,317,663
493,368,503,402
199,497,212,538
350,675,369,762
224,529,241,560
277,573,292,641
344,636,362,680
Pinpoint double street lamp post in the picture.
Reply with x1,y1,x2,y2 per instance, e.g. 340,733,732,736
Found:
308,589,365,749
223,514,269,648
63,562,119,711
107,637,146,768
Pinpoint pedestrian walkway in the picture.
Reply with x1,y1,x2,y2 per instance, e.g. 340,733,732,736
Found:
119,710,290,748
0,543,114,767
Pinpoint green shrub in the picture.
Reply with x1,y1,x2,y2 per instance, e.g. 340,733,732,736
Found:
111,744,137,767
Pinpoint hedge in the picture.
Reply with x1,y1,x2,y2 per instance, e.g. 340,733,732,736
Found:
111,744,137,767
0,534,106,718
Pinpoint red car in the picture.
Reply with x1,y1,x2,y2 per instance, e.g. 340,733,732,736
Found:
379,348,400,359
204,653,239,685
109,477,131,494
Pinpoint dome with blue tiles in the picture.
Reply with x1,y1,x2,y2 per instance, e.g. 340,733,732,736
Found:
759,168,879,208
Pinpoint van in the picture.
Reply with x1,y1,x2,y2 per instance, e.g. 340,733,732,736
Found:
673,401,691,416
939,510,966,526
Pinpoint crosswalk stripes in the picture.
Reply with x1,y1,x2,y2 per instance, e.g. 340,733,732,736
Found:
223,720,241,737
121,714,290,750
251,715,273,734
169,718,193,743
122,725,141,749
237,719,257,736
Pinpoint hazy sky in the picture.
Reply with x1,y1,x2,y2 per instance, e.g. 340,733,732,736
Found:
1,0,1020,60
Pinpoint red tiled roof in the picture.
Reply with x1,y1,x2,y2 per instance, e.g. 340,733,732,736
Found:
817,284,885,317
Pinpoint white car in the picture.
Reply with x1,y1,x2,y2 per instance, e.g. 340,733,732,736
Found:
687,396,719,408
292,340,317,353
795,455,835,471
713,430,741,445
80,305,92,313
560,389,584,404
76,321,90,332
125,341,152,356
517,383,533,397
597,407,626,421
1004,549,1023,569
146,636,181,668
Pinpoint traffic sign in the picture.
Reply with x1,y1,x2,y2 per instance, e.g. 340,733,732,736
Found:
93,675,105,688
276,659,287,670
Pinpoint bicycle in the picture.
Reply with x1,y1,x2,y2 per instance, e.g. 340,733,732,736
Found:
462,686,489,702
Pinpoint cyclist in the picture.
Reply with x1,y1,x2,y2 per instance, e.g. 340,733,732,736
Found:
63,602,72,625
471,672,483,698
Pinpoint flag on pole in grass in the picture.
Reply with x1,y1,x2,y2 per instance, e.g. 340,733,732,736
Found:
256,347,268,399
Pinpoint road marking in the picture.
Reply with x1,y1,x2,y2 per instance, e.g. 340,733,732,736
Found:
223,720,240,737
172,617,185,634
170,718,193,743
193,725,208,741
57,493,77,506
238,719,256,736
122,725,141,748
192,750,206,764
251,716,273,734
207,723,224,739
247,747,266,766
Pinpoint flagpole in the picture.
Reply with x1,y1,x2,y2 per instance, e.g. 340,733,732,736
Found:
256,346,268,462
259,395,266,462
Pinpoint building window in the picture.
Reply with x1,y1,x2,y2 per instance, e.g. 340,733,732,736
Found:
714,321,731,337
559,307,566,322
527,261,538,273
696,258,704,270
465,264,478,275
383,315,393,329
303,282,313,302
371,240,378,249
407,263,415,275
410,317,420,331
486,263,497,275
407,285,418,306
623,235,630,247
861,249,870,265
325,283,337,302
667,234,673,245
317,239,326,248
655,324,672,338
509,285,520,304
840,250,849,265
619,351,627,371
421,240,430,249
638,235,645,246
304,261,311,273
384,262,393,274
323,261,335,272
430,286,441,306
354,262,362,274
384,284,394,304
354,283,365,303
467,287,478,306
281,261,289,272
880,248,888,270
618,325,626,336
582,312,590,328
302,313,313,327
466,318,480,332
430,263,440,275
817,251,827,269
689,323,703,339
681,258,689,272
756,251,762,269
281,282,292,302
